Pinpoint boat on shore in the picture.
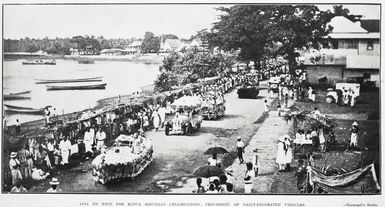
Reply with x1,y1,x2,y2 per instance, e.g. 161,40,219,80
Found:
4,104,45,114
78,59,94,64
4,90,32,100
35,76,103,84
22,59,56,65
46,83,107,91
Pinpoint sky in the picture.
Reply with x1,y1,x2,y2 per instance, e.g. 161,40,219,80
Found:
3,4,381,39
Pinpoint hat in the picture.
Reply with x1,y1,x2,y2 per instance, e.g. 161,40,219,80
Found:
352,121,358,126
49,177,60,185
253,148,258,153
225,167,234,173
278,137,285,142
237,136,241,140
10,152,17,158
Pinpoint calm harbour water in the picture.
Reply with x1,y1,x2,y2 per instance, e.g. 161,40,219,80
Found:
3,59,160,125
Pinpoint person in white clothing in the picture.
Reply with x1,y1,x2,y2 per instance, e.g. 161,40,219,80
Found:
83,127,94,154
307,87,313,100
59,137,71,165
151,110,161,132
318,126,326,152
252,148,259,177
157,106,167,128
244,162,254,193
95,127,106,151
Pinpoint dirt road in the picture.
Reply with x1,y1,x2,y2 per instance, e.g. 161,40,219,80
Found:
29,87,272,193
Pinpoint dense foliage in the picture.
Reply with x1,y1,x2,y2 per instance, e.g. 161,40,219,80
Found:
141,32,160,53
204,5,334,73
154,48,236,92
4,35,139,55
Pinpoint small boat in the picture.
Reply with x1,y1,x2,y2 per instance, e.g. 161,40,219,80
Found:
22,59,56,65
4,104,45,114
78,59,94,64
4,90,32,100
9,90,32,95
35,76,103,84
46,83,107,91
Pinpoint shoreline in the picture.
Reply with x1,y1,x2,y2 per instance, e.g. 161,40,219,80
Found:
4,53,165,64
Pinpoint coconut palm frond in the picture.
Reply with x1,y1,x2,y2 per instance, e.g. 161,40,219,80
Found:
288,106,300,112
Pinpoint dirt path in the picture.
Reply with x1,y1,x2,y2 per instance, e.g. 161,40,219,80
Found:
28,86,273,193
227,98,297,193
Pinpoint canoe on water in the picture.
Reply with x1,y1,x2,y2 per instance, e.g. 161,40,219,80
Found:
46,83,107,91
22,59,56,65
35,76,103,84
4,104,45,114
3,90,32,100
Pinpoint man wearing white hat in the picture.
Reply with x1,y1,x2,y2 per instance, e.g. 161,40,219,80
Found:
236,137,245,164
350,121,360,149
9,152,23,185
47,177,62,193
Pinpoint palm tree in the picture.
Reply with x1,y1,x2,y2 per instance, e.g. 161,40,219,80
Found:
283,108,311,134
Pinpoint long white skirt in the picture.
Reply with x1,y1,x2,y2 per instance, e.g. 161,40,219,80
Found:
276,143,286,165
285,148,293,164
61,149,69,165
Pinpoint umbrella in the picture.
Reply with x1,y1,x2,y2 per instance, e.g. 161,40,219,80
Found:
193,165,224,178
204,147,229,155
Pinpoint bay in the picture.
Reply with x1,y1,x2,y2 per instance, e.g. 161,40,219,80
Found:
3,59,160,125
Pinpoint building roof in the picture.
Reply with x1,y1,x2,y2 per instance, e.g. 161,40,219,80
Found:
327,16,379,39
164,39,184,50
360,20,380,33
129,41,142,47
328,16,368,33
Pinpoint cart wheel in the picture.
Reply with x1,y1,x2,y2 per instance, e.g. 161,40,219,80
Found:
326,96,334,104
165,126,170,136
185,124,192,135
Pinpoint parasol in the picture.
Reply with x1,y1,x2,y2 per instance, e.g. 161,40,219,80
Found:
204,147,229,155
193,165,224,178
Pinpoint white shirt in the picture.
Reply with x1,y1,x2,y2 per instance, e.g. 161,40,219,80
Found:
84,131,94,142
95,131,106,141
237,141,244,148
59,140,71,151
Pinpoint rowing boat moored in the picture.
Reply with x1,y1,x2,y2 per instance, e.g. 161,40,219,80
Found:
4,104,45,114
35,76,103,84
4,90,32,100
46,83,107,91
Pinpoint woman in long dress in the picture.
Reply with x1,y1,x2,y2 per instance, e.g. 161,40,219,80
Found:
276,137,286,171
151,110,161,132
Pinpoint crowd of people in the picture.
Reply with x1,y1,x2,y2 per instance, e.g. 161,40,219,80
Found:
6,70,250,193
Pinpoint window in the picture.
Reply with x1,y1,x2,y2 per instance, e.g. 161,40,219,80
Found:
346,40,358,49
367,40,374,50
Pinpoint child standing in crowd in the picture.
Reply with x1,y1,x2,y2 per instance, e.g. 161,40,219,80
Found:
264,100,269,113
350,121,360,149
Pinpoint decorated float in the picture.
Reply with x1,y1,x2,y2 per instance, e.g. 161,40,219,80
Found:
91,134,153,184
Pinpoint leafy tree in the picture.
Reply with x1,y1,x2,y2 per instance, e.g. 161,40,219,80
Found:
154,48,236,92
142,32,160,53
268,5,332,73
332,5,362,22
206,6,273,70
206,5,332,73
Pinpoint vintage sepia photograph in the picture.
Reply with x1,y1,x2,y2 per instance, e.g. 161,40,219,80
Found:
1,2,381,198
